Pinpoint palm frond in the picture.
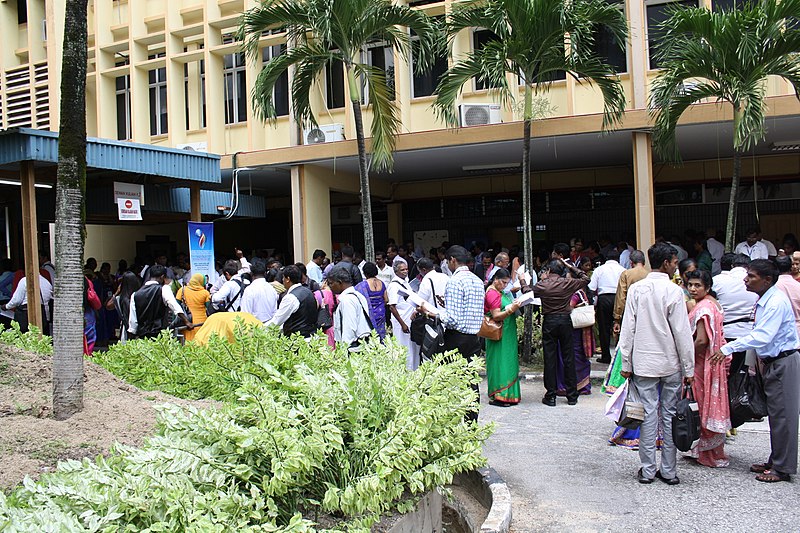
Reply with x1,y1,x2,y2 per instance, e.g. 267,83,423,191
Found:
237,1,310,61
353,63,402,172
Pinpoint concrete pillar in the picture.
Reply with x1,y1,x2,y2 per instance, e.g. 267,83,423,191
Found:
632,132,655,253
291,165,334,262
290,165,306,262
387,203,403,243
20,161,42,331
190,183,202,222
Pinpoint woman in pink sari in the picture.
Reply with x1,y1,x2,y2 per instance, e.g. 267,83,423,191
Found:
685,270,731,467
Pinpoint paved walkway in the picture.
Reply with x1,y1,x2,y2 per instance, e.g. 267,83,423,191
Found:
480,378,800,532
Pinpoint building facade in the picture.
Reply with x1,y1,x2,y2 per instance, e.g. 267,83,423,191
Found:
2,0,799,262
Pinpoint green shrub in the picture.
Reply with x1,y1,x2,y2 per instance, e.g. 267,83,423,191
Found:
0,322,52,355
1,325,492,531
516,310,543,366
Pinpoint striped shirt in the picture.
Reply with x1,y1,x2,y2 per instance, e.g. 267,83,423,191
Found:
441,266,485,334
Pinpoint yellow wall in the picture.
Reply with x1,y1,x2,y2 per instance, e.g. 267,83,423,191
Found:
84,222,187,266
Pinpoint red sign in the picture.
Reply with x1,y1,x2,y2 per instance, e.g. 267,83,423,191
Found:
124,199,133,209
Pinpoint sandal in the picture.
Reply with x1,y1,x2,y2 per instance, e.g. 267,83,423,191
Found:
755,469,791,483
750,463,772,474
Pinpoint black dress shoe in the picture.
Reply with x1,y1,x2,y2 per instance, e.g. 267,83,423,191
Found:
541,397,556,407
637,468,654,484
656,471,680,485
567,399,578,405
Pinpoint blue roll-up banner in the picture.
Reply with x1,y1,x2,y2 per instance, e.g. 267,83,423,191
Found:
188,222,215,280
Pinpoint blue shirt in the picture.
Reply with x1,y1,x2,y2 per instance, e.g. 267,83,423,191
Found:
722,285,800,358
441,265,484,335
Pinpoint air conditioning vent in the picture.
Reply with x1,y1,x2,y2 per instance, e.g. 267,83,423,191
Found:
176,142,208,152
304,123,345,145
459,103,502,127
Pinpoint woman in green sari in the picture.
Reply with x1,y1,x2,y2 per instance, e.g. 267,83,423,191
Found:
484,269,521,406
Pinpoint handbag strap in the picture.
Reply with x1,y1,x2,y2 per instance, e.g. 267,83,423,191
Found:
683,382,695,401
576,290,589,307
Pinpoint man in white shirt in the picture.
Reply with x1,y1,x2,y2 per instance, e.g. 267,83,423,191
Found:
38,252,56,283
387,262,420,370
735,228,769,260
305,249,326,284
327,268,373,349
713,253,758,373
375,252,394,286
240,259,278,324
266,265,318,337
128,265,190,338
139,253,175,281
705,228,725,276
2,273,53,334
418,262,450,311
211,260,250,312
619,243,695,486
589,250,626,364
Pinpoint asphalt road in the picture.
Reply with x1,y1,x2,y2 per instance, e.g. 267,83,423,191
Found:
479,378,800,533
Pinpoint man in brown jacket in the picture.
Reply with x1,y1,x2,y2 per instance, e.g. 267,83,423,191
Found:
612,250,648,336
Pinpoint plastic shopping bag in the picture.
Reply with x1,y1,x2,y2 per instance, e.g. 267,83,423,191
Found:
604,379,628,423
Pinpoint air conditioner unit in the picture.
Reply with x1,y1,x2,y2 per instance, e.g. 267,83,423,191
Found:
459,103,502,127
304,123,345,145
176,142,208,152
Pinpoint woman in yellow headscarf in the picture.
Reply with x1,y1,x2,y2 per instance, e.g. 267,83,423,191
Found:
176,274,210,342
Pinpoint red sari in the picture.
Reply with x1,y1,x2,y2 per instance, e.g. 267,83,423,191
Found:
688,297,731,467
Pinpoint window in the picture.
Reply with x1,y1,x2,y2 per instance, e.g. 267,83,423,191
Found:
592,1,627,73
361,42,395,104
473,29,501,91
224,51,247,124
17,0,27,25
411,27,448,98
262,45,290,116
148,53,168,136
646,0,698,69
115,74,131,140
326,58,346,109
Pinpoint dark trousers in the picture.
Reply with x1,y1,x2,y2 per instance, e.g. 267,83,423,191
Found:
596,293,615,362
542,314,577,402
763,352,800,475
440,329,481,423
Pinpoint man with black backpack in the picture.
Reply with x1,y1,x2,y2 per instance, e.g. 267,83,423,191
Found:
329,246,363,285
211,260,250,312
266,265,317,338
128,265,191,339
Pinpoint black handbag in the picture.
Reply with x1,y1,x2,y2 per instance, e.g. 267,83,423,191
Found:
316,302,333,331
179,288,193,324
729,365,768,428
410,279,440,346
419,316,445,361
672,383,701,452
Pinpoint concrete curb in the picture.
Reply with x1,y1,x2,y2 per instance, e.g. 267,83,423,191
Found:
452,467,512,533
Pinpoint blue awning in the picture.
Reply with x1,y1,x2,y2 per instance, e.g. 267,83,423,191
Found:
0,128,221,184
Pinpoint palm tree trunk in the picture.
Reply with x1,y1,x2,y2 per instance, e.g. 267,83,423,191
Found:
52,0,88,420
725,105,744,252
348,69,375,262
521,84,534,364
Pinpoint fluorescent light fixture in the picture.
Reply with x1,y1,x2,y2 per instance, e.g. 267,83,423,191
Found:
771,141,800,152
216,205,231,211
0,179,53,189
462,163,521,172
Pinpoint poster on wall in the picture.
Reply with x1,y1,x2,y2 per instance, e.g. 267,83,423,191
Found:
413,230,449,257
117,198,142,221
188,222,214,280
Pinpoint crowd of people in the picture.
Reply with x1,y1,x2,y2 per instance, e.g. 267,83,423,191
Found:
1,224,798,484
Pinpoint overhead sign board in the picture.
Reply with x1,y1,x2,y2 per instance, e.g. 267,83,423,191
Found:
113,181,145,206
117,198,142,221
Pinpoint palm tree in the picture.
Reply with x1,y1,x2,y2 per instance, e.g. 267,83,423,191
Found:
52,0,89,420
238,0,439,261
432,0,627,361
650,0,800,252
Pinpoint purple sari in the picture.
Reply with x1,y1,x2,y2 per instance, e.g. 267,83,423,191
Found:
355,279,386,339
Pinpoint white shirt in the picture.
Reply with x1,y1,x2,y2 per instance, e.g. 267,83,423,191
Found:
440,259,453,276
209,272,225,294
376,264,394,285
588,260,626,296
41,262,56,283
734,240,769,260
387,276,415,324
240,277,278,323
238,256,251,275
619,249,632,270
128,281,185,335
417,271,450,309
334,286,372,347
706,238,725,276
266,283,303,328
762,239,778,257
211,275,249,311
722,285,800,358
7,275,53,309
306,261,324,283
712,267,759,339
668,243,689,262
618,272,695,378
